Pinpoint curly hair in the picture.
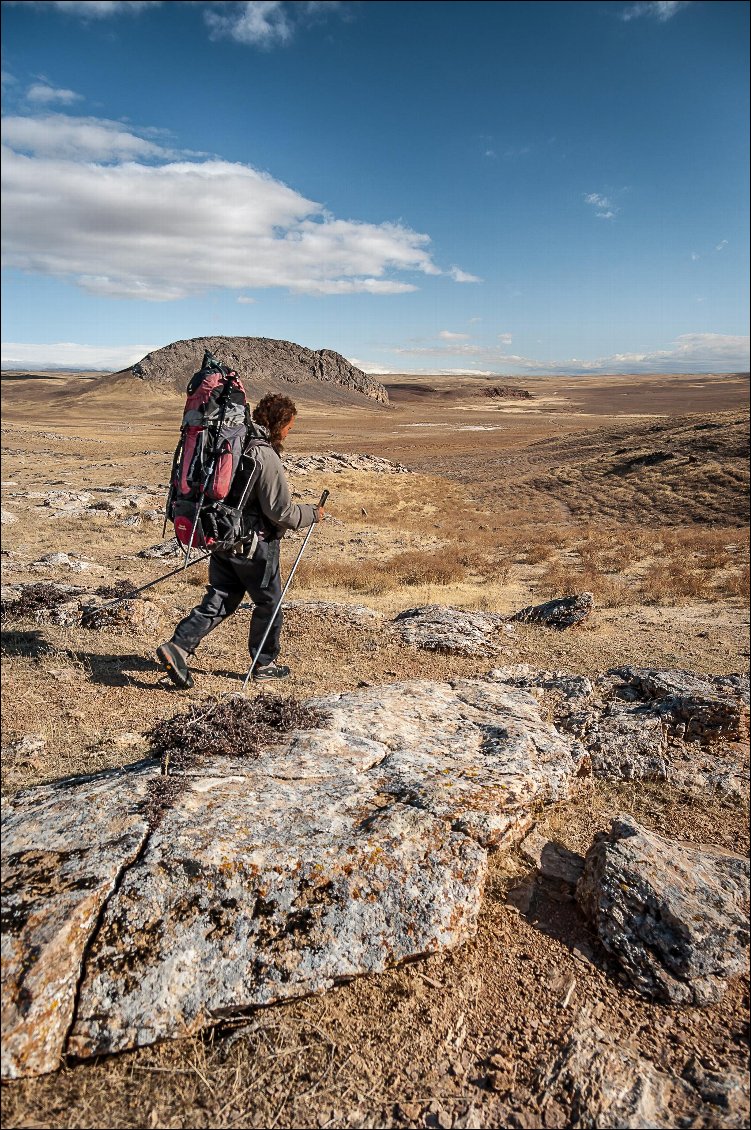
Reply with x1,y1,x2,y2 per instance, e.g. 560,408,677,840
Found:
252,394,297,453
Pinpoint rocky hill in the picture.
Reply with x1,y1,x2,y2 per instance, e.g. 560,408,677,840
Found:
125,337,389,405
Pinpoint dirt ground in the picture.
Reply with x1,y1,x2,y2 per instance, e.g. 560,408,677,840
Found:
1,367,749,1129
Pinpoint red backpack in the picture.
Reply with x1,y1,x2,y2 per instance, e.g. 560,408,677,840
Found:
165,352,252,555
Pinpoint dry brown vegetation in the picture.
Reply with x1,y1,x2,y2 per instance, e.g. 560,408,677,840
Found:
1,368,749,1129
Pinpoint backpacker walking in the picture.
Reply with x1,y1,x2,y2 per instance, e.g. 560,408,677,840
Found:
157,391,324,689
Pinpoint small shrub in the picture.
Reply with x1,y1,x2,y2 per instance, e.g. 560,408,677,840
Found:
144,694,330,828
0,584,74,621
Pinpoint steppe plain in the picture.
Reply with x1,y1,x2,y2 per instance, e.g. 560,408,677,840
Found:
1,366,749,1129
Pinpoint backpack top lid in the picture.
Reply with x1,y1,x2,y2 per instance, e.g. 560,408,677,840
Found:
186,350,241,394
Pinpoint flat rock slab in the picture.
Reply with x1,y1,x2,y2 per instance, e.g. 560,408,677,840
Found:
577,815,750,1005
393,605,511,657
2,677,587,1077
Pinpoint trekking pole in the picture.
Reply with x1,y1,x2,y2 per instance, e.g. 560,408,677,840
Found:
241,490,329,692
88,550,212,614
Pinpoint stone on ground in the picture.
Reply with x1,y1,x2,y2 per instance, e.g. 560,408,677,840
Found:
576,815,750,1005
509,592,594,629
1,676,587,1077
540,1021,750,1129
392,605,511,656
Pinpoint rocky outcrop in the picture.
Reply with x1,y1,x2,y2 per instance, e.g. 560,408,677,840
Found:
609,666,750,743
393,606,515,657
128,337,389,404
576,815,750,1005
1,677,588,1077
285,452,411,475
483,385,533,400
539,1022,751,1129
490,665,750,786
509,592,594,629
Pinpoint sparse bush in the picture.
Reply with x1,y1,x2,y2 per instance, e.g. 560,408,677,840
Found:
144,694,330,828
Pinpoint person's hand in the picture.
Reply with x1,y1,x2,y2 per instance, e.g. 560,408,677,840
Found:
316,506,326,522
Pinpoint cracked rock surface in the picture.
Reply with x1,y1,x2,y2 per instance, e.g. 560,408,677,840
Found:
490,664,750,786
577,815,750,1006
1,762,155,1079
1,677,587,1077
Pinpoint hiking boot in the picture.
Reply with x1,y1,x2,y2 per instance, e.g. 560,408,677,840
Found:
156,641,194,689
252,661,290,681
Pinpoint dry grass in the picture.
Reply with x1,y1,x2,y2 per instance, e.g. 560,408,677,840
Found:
296,547,466,594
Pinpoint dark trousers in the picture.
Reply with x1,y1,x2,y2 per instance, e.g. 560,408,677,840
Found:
171,540,282,666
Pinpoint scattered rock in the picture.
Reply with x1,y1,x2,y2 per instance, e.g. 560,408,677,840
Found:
509,592,594,630
286,452,412,475
138,537,203,560
80,596,161,633
2,676,587,1076
286,600,387,627
30,552,99,574
519,827,585,886
393,605,509,657
0,509,17,525
576,815,750,1005
539,1021,750,1129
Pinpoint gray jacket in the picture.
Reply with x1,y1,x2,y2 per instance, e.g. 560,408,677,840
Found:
244,431,318,536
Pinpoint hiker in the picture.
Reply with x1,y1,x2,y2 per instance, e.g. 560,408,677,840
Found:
157,393,324,688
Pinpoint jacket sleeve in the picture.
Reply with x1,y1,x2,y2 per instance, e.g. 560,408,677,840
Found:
253,447,318,532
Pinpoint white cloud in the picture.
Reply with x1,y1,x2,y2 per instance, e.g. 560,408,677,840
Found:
394,333,749,375
621,1,690,22
449,266,482,283
0,341,160,370
204,1,347,48
1,112,462,300
469,316,482,324
584,192,618,219
26,83,83,105
715,239,728,251
439,330,470,341
1,114,171,160
497,333,512,345
237,295,256,304
691,251,700,261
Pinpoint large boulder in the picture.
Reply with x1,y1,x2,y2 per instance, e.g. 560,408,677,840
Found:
127,337,389,404
577,815,750,1005
1,677,587,1078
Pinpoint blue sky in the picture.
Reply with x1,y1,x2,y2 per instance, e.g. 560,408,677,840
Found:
1,0,749,374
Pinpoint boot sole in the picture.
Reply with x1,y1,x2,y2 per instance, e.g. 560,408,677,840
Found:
156,645,194,689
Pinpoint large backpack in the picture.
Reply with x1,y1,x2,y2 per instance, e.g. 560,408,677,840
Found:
166,351,256,554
